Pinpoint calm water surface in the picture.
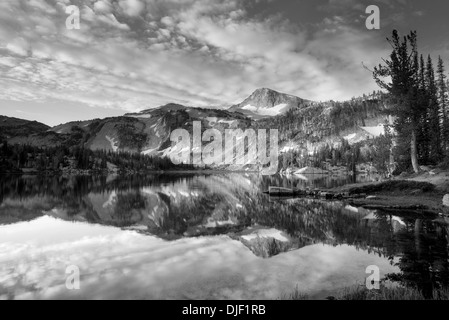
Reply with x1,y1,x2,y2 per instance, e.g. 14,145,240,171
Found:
0,173,448,300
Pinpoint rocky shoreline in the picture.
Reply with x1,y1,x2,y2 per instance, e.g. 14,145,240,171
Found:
266,170,449,215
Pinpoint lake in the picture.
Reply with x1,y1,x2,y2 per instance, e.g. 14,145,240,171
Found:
0,173,448,300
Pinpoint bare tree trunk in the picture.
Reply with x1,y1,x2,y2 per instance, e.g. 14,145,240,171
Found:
411,129,419,173
389,116,396,176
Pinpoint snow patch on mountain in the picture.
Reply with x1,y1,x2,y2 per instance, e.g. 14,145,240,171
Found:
242,103,288,116
360,124,386,138
106,135,119,152
103,191,117,208
204,216,236,228
142,148,158,156
206,117,218,125
344,133,357,140
241,228,289,242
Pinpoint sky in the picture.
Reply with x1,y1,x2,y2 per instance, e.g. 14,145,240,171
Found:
0,0,449,126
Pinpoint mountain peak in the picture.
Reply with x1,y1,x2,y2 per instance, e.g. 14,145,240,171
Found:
158,103,187,110
252,87,276,93
249,87,280,97
229,88,308,119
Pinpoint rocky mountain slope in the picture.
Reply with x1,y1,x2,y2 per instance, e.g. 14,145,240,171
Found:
50,104,252,158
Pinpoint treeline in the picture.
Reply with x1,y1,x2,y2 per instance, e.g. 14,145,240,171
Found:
278,134,392,173
374,30,449,172
255,91,387,143
279,138,357,171
0,141,194,174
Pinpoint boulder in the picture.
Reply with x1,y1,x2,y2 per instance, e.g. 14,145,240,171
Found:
443,194,449,207
295,166,329,175
319,192,334,199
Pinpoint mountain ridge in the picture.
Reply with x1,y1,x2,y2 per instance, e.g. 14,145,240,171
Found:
0,115,50,136
1,88,387,173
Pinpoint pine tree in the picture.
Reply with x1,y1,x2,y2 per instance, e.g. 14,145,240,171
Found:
426,55,442,162
417,54,429,162
437,56,448,154
373,30,422,173
2,139,8,156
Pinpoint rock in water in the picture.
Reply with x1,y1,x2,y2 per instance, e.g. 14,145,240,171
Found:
443,194,449,207
295,166,329,175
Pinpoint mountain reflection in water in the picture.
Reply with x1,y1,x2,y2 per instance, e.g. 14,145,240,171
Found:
0,174,448,299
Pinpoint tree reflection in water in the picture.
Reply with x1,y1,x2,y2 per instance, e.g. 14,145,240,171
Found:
0,173,448,298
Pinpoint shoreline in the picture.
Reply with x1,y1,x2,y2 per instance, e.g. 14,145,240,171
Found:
3,169,449,214
0,169,234,176
328,170,449,214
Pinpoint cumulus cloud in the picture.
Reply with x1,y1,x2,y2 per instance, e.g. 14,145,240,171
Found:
119,0,145,17
94,0,113,14
6,38,30,57
0,0,441,117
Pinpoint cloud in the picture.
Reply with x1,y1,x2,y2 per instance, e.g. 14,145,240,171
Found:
94,0,113,14
0,0,414,116
6,38,30,57
119,0,145,17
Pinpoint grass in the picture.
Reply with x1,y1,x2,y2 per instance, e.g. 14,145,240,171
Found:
280,283,449,300
431,287,449,300
279,285,309,300
337,285,426,300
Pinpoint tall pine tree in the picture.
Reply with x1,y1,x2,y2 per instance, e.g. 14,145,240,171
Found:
425,55,442,162
373,30,422,173
417,54,429,163
437,56,448,154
